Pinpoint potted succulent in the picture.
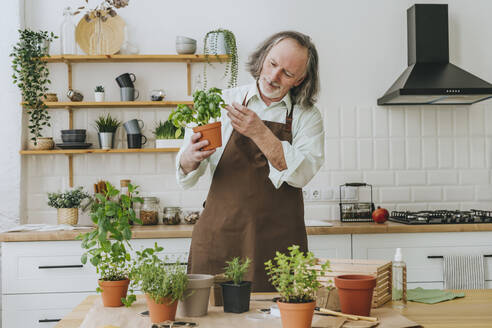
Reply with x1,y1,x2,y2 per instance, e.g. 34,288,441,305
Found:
77,182,143,307
10,28,58,149
127,243,188,323
221,257,252,313
94,113,121,149
94,85,105,102
47,187,90,225
169,88,225,150
265,245,330,328
153,120,184,148
203,28,238,89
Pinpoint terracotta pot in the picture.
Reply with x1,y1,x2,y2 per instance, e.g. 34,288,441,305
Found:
335,274,377,316
192,122,222,150
277,300,316,328
98,279,129,307
145,294,178,323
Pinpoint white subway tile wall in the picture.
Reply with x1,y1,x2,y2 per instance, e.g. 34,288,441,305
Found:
24,105,492,222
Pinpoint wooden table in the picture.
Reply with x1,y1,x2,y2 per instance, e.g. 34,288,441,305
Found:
55,290,492,328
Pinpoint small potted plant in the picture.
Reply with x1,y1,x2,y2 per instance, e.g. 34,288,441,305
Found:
127,243,188,323
265,245,330,328
77,182,143,307
11,28,58,149
203,28,238,89
169,88,225,150
94,85,105,102
221,257,252,313
94,113,121,149
47,187,89,225
153,120,184,148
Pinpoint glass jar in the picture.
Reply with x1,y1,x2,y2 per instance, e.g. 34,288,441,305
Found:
150,89,166,101
163,207,182,225
60,7,77,55
140,197,160,225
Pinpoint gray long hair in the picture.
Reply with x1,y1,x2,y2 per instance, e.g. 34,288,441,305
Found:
246,31,320,109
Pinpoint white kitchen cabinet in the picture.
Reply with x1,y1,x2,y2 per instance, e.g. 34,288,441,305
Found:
1,238,191,328
308,235,351,259
353,232,492,288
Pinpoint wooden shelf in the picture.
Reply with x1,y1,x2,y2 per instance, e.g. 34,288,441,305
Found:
28,101,193,108
20,148,179,155
41,54,230,63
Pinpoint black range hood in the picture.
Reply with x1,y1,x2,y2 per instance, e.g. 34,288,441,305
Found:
378,4,492,106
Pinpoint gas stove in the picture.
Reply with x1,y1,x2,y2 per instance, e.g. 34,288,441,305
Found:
389,210,492,225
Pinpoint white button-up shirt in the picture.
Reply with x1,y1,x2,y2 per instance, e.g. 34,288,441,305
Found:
175,82,324,189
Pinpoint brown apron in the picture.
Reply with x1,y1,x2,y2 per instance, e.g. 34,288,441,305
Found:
187,92,308,292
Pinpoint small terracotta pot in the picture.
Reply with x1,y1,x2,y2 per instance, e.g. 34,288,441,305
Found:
193,121,222,150
145,294,178,323
335,274,377,316
277,300,316,328
98,279,129,307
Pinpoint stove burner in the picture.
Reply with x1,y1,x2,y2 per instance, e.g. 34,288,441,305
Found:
389,209,492,225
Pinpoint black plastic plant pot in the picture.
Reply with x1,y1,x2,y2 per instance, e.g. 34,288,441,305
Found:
221,281,252,313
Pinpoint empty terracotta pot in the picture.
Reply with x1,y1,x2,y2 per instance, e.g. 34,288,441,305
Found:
193,122,222,150
98,279,129,307
277,301,316,328
335,274,376,316
145,294,178,323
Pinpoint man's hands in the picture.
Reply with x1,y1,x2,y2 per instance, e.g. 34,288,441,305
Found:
225,102,267,143
179,132,216,174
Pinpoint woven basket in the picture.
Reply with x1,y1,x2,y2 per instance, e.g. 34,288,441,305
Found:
57,208,79,225
28,137,54,150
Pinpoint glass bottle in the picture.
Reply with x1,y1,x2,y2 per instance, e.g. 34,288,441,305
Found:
60,7,77,55
392,248,407,309
163,207,182,225
140,197,160,225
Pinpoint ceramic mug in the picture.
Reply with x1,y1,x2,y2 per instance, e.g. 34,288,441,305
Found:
120,87,140,101
127,133,147,149
115,73,136,88
123,119,144,134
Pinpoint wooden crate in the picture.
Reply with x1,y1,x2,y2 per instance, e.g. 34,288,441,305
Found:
313,258,392,308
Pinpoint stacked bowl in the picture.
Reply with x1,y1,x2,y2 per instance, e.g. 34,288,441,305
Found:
176,36,197,54
56,129,92,149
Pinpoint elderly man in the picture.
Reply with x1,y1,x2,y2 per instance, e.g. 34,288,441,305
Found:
176,31,324,291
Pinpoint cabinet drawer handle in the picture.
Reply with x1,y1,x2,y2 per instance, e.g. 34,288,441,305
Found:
39,319,61,323
428,255,492,259
38,264,84,269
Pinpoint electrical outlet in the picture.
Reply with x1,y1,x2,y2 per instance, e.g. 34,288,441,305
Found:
311,188,321,201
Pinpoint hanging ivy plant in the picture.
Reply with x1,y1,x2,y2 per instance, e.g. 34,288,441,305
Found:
203,28,238,89
10,29,58,144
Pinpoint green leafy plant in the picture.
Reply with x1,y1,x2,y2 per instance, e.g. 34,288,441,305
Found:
94,113,121,133
77,182,142,289
203,28,238,89
153,120,184,140
224,257,251,285
94,85,105,92
124,243,188,307
47,187,89,209
10,29,58,144
264,245,330,303
169,88,225,138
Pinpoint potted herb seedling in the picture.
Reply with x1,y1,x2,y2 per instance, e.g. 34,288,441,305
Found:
127,243,188,323
94,85,105,102
169,88,225,150
265,245,330,328
77,182,143,307
153,119,184,148
47,187,89,225
94,113,121,149
11,29,58,149
221,257,252,313
203,28,238,89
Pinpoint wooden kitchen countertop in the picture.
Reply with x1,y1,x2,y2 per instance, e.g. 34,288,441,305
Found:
54,290,492,328
2,221,492,242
